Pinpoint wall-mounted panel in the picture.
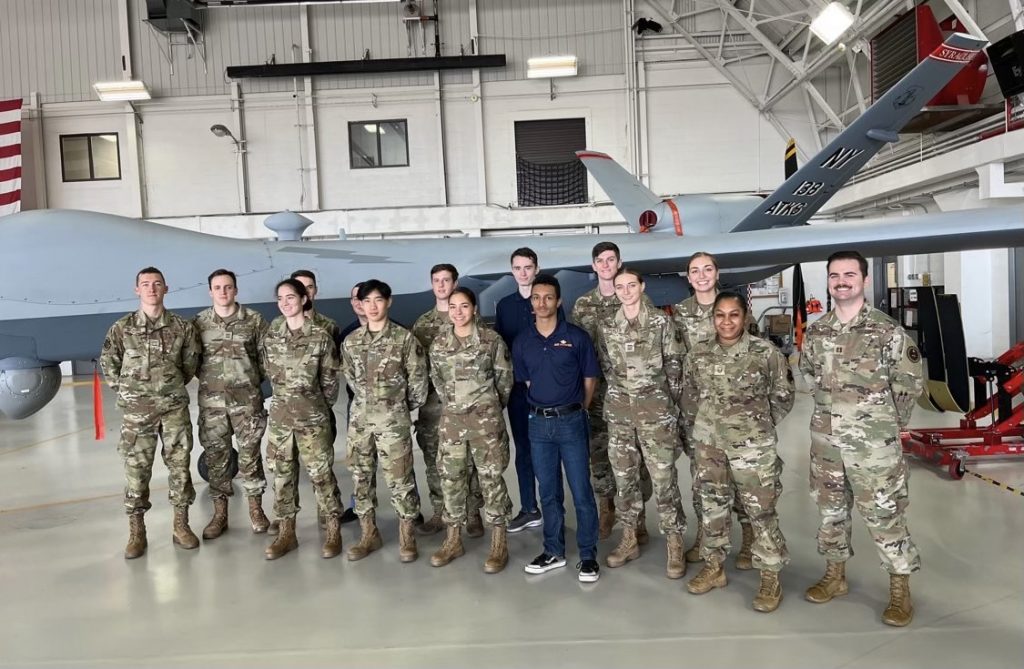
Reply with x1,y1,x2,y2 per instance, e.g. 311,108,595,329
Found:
477,0,624,82
0,0,123,103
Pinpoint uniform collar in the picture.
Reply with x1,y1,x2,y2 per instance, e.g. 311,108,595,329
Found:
821,301,872,332
614,303,650,327
451,321,482,346
533,318,567,340
711,330,751,355
361,318,394,341
133,308,172,330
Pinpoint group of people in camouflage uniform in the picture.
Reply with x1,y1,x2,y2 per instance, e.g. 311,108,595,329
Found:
100,241,923,626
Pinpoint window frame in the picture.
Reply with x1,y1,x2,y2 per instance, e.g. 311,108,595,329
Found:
348,119,409,170
59,132,122,183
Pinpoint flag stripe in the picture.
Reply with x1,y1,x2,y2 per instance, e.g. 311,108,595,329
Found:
0,99,23,216
0,99,23,113
0,166,21,182
0,189,22,205
0,120,20,135
0,143,20,159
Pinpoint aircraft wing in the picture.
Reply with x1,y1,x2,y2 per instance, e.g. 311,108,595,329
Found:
730,32,988,234
483,207,1024,279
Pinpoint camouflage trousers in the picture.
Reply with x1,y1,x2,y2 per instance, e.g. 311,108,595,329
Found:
415,391,456,515
809,431,921,575
348,421,420,521
695,440,789,571
608,420,685,535
267,410,343,512
268,419,342,520
198,404,268,500
682,427,750,527
590,381,652,499
118,404,196,514
438,415,509,526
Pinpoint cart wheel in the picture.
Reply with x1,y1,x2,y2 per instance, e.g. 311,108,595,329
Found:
948,460,966,480
197,449,240,482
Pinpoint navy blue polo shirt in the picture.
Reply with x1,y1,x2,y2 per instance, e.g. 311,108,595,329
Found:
494,290,565,350
512,319,600,408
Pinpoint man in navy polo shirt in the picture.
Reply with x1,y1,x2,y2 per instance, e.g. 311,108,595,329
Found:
512,274,601,582
496,247,564,534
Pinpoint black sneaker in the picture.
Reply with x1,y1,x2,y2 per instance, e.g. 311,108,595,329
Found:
508,509,543,533
577,559,600,583
524,553,567,575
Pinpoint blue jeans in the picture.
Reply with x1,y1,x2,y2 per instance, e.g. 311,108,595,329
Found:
508,384,538,512
528,408,598,561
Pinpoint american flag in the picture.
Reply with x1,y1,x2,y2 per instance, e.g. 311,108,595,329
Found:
0,98,24,217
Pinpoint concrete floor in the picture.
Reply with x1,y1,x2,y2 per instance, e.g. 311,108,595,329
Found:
2,378,1023,668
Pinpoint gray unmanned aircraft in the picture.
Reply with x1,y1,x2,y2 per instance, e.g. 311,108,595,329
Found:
2,32,1022,420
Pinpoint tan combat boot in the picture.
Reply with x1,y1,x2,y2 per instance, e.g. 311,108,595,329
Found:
606,526,640,568
417,509,445,535
172,508,200,549
805,560,849,603
268,519,280,535
597,496,615,540
735,522,754,570
685,526,704,563
321,514,342,558
124,513,147,559
430,525,465,567
466,510,485,538
882,574,914,627
686,558,727,594
666,532,686,579
202,497,229,540
398,517,418,563
483,525,508,574
265,517,298,560
248,496,270,534
753,570,783,612
636,507,650,545
347,511,383,561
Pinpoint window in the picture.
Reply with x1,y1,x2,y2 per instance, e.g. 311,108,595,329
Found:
349,120,409,169
60,133,121,182
514,118,587,207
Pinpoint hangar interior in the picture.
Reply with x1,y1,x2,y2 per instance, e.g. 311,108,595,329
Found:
2,1,1023,667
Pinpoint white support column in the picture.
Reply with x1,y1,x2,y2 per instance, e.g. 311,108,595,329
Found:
469,0,487,204
299,6,320,210
434,71,449,206
26,92,47,210
118,0,144,217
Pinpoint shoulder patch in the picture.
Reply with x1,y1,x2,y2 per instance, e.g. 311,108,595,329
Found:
907,345,921,363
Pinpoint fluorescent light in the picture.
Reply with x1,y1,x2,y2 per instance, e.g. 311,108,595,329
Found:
527,55,578,79
810,2,854,46
93,80,151,102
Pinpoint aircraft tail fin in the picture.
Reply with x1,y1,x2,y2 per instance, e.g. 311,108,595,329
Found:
577,151,660,233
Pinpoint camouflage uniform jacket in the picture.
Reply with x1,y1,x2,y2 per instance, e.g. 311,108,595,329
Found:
100,309,201,413
597,303,683,424
412,307,451,389
799,302,923,436
260,317,340,427
193,304,268,411
671,295,755,354
429,322,513,415
683,332,794,445
572,287,654,344
271,308,340,353
342,320,428,428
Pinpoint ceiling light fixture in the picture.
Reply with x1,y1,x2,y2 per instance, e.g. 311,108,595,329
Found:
527,55,578,79
809,2,855,46
93,80,151,102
